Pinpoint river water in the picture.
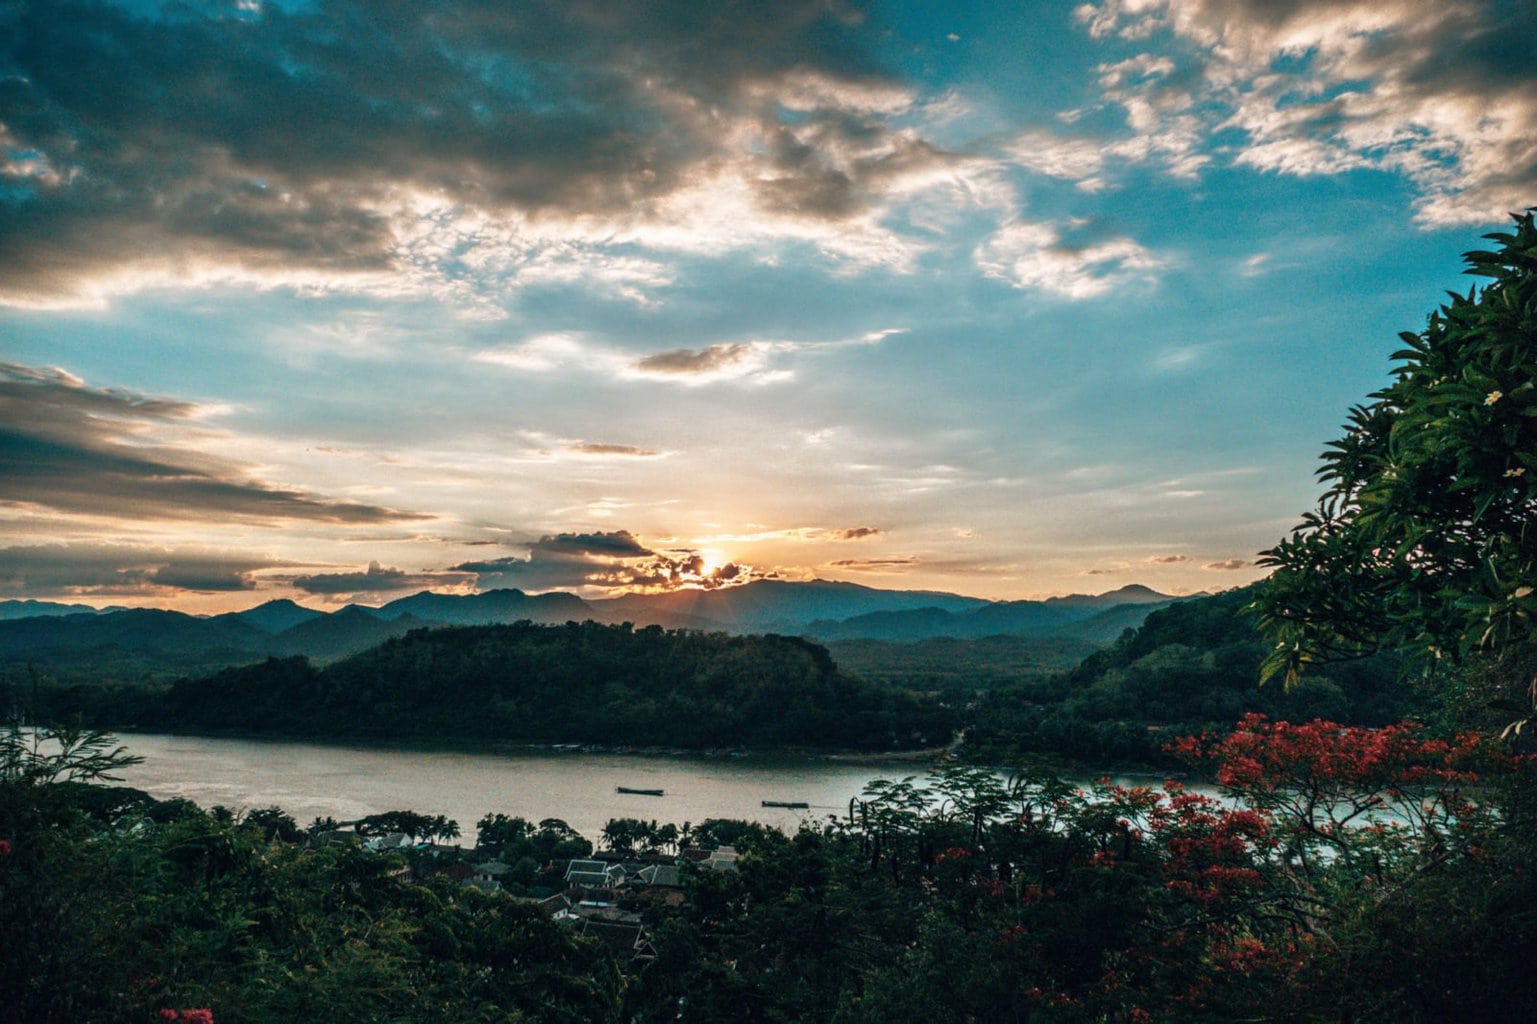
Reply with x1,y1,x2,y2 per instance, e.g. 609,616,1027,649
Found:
107,733,1198,842
109,733,938,840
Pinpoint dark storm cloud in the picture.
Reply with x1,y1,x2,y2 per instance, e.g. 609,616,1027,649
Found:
633,344,754,375
0,362,427,523
0,0,901,302
0,543,283,596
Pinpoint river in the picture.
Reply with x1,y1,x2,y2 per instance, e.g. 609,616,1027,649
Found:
109,733,941,840
107,732,1194,842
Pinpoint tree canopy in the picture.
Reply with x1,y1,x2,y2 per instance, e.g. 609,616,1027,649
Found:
1254,211,1537,730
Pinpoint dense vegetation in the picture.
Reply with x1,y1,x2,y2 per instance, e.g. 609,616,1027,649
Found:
6,216,1537,1021
5,717,1533,1023
59,622,956,752
825,633,1101,690
26,589,1420,768
962,586,1422,767
1257,212,1537,735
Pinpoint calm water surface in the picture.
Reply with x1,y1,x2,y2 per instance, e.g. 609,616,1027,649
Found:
111,733,934,839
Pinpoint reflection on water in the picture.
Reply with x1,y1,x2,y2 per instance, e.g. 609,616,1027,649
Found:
111,733,925,840
109,733,1202,842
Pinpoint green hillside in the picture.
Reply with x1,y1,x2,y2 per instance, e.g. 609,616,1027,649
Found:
109,621,956,751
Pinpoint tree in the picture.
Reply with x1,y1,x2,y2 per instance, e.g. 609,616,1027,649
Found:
1254,211,1537,732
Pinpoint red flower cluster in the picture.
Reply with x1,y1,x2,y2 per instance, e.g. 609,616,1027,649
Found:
1172,714,1495,794
158,1010,213,1024
0,838,12,856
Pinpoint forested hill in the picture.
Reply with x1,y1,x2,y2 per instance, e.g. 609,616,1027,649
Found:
112,621,955,751
963,585,1424,766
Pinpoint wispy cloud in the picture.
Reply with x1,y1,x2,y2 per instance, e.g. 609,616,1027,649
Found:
564,442,666,459
975,219,1163,298
474,328,902,386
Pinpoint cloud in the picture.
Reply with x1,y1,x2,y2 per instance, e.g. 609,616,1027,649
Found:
634,344,757,377
449,529,766,592
0,543,284,597
288,561,468,597
476,327,900,386
834,526,884,540
0,0,992,307
976,219,1163,298
828,557,917,568
1203,558,1251,571
1073,0,1537,225
1145,554,1193,564
535,531,655,559
0,362,427,524
565,442,664,458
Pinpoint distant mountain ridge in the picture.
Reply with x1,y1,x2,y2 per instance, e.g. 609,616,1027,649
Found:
0,599,123,621
803,585,1184,642
0,581,1189,675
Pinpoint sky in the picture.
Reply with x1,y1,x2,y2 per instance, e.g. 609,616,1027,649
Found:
2,0,1535,612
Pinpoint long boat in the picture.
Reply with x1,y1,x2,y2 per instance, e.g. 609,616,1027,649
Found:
616,786,664,796
761,800,809,809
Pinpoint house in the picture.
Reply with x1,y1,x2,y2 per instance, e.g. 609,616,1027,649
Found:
472,860,512,883
363,832,414,852
564,858,627,891
512,892,572,916
578,918,656,962
700,845,739,872
634,863,683,888
460,860,512,893
555,901,657,962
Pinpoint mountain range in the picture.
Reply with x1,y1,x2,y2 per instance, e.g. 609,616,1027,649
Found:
0,580,1188,676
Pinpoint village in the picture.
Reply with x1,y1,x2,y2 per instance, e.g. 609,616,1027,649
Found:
314,812,747,965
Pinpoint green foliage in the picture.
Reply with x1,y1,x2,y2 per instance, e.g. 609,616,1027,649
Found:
476,814,592,863
0,719,143,786
964,588,1416,767
6,717,1535,1023
1,771,625,1023
1255,212,1537,729
117,622,954,751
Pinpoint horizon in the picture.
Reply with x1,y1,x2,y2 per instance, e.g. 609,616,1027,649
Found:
4,1,1534,613
4,577,1203,617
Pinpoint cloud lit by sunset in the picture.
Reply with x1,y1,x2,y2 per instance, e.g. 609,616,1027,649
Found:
2,0,1533,611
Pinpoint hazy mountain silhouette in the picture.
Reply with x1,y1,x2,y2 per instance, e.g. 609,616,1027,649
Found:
0,580,1188,677
375,588,592,625
0,600,121,621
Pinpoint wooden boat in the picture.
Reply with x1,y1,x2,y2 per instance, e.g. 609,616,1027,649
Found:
616,786,664,796
761,800,810,809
